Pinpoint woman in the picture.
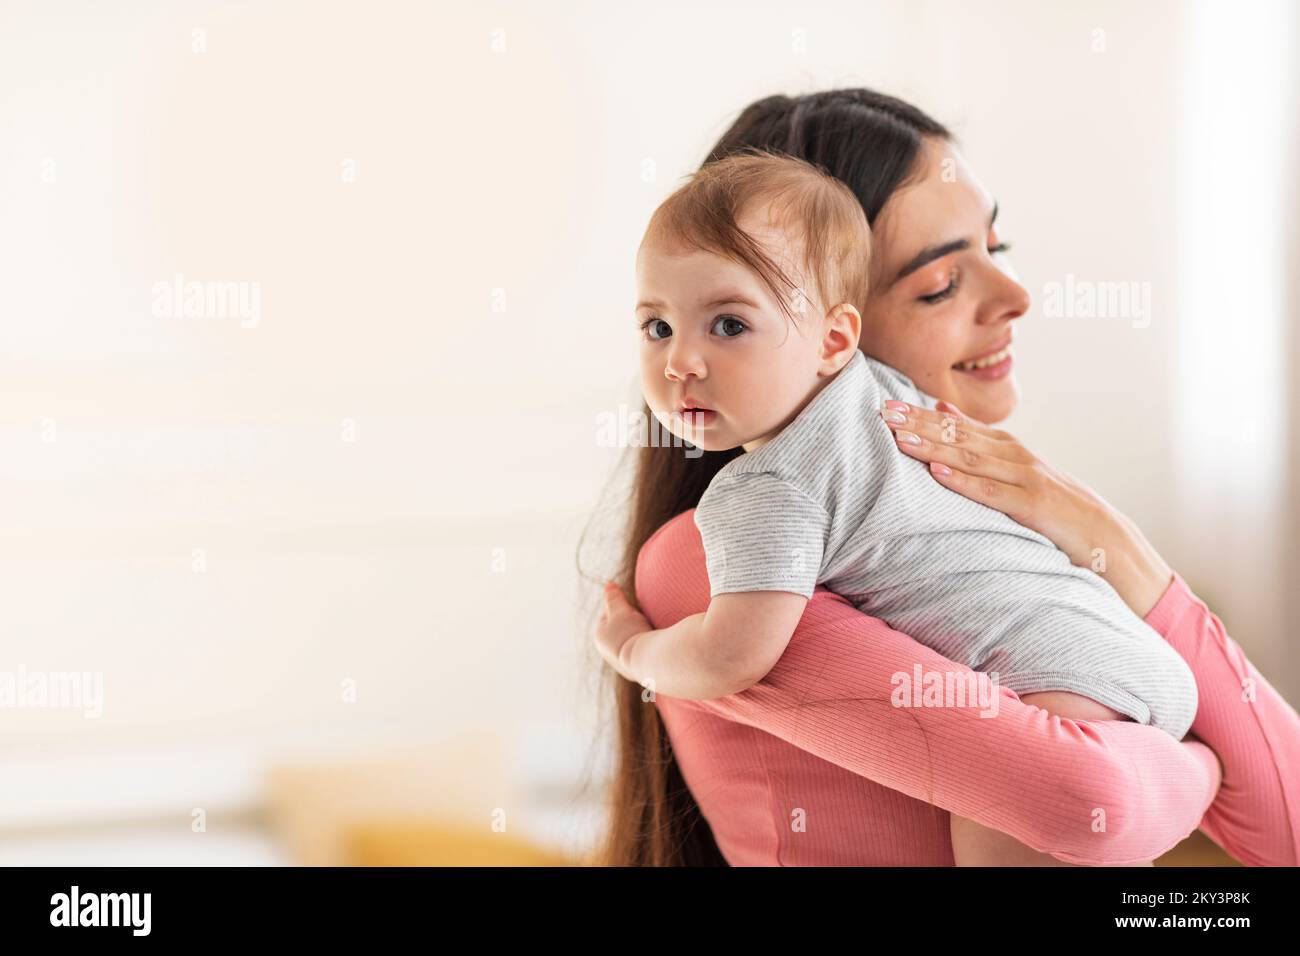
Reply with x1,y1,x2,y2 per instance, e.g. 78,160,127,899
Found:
592,89,1300,866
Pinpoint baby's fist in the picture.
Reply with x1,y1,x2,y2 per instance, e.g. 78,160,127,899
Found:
595,581,651,680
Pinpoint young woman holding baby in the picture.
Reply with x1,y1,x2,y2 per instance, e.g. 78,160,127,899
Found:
588,89,1300,866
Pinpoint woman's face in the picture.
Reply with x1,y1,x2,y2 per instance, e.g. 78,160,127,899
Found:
860,138,1030,424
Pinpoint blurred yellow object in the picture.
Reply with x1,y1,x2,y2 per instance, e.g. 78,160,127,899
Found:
1154,830,1241,867
266,734,520,866
345,820,583,866
263,733,599,866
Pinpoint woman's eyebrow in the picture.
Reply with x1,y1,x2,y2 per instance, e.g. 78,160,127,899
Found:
892,238,969,284
889,201,1000,286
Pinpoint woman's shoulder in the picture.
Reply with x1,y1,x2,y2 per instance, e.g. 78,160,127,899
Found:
642,508,697,554
637,509,703,584
635,509,713,626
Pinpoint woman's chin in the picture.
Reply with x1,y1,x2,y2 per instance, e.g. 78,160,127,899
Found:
951,375,1020,424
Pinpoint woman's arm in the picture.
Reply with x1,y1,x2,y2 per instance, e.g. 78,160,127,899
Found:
1144,573,1300,866
634,510,1222,867
881,398,1300,865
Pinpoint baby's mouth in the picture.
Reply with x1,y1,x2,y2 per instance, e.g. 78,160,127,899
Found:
676,408,717,428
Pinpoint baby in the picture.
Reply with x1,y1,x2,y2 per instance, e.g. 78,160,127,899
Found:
599,149,1198,867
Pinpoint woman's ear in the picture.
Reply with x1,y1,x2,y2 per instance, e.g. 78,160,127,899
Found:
820,302,862,372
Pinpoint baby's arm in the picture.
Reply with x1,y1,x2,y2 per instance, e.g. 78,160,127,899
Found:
611,469,822,699
620,591,809,700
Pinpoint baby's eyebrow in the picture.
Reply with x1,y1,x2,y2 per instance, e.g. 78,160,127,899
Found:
636,293,762,311
702,293,762,309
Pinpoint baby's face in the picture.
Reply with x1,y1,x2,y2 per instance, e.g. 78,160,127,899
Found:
635,214,829,453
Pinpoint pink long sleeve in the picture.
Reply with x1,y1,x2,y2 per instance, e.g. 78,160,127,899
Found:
1144,572,1300,865
635,510,1222,866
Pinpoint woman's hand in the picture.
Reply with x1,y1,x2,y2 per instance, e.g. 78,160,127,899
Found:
594,581,652,682
878,398,1174,617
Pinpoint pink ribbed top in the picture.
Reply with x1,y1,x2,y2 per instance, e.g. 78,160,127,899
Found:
636,509,1300,866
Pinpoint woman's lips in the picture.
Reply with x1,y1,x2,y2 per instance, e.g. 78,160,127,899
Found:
953,349,1014,380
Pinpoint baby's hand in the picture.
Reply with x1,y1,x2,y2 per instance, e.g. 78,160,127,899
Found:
594,581,652,681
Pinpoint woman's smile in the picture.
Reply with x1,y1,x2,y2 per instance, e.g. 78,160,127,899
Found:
952,349,1014,380
951,330,1016,380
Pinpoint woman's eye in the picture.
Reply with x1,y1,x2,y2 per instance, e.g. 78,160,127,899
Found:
918,273,958,305
711,315,746,337
989,242,1011,255
640,317,671,340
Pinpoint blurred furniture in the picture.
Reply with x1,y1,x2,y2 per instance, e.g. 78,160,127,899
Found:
264,732,588,866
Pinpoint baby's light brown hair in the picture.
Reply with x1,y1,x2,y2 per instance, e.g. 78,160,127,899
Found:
640,147,871,326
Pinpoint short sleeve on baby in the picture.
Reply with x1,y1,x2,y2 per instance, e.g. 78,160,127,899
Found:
693,471,829,599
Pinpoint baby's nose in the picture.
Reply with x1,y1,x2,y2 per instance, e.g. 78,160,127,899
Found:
664,348,705,380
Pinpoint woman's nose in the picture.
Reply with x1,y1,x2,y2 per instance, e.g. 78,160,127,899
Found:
978,265,1031,325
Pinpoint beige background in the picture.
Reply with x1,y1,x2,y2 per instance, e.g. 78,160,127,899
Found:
0,0,1296,862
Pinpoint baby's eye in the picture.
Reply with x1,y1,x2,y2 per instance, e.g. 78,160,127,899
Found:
712,315,746,337
640,317,671,340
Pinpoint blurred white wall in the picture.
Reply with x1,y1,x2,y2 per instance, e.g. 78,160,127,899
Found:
0,0,1296,855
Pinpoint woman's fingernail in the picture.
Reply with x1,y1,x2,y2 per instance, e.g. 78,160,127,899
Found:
880,409,907,425
885,400,910,412
931,462,952,476
896,430,921,445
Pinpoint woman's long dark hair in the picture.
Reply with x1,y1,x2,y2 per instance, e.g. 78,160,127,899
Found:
584,89,951,866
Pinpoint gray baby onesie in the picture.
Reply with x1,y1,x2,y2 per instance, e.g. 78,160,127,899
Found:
693,349,1197,739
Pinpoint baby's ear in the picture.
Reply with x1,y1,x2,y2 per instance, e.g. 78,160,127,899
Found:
821,302,862,368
